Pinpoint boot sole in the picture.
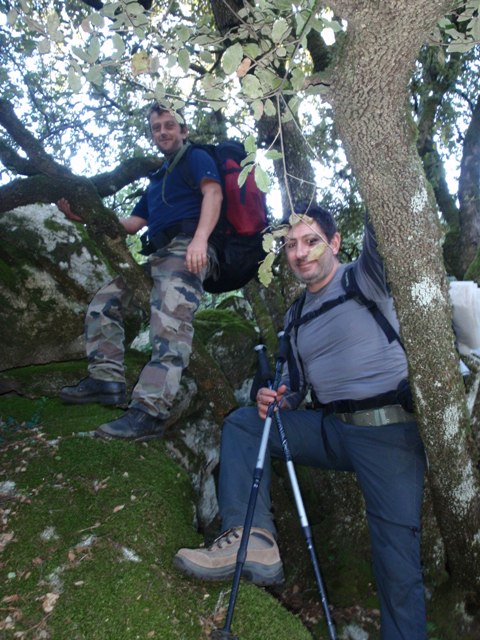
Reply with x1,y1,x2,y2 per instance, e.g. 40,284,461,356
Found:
94,428,163,442
173,555,284,586
59,393,126,406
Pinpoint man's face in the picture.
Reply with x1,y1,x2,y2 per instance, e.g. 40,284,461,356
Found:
149,110,188,156
284,219,341,292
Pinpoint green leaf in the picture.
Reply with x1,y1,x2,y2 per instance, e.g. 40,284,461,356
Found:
88,36,101,62
255,165,270,193
447,41,475,53
305,84,329,95
72,46,91,63
242,74,263,99
222,42,244,75
264,98,276,116
240,152,256,167
243,43,261,59
262,233,275,253
272,18,290,43
131,51,150,75
238,164,253,188
68,67,83,93
111,33,125,60
322,18,343,32
252,99,264,120
178,48,190,73
470,16,480,41
291,67,305,91
86,64,103,86
126,2,145,16
244,135,257,154
37,38,51,54
7,9,18,25
154,82,165,101
90,12,105,28
265,150,283,161
176,25,191,43
258,252,276,288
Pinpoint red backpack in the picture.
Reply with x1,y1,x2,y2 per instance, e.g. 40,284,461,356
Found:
183,140,268,293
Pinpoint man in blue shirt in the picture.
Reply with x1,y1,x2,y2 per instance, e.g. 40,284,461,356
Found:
60,104,222,440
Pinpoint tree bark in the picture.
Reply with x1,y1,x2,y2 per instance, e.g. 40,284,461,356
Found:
460,94,480,280
413,48,464,277
328,0,480,590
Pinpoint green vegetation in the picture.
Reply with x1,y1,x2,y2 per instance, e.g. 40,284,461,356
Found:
0,392,311,640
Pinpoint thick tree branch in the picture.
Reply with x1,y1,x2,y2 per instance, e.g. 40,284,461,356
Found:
90,156,163,196
0,139,37,176
0,98,70,178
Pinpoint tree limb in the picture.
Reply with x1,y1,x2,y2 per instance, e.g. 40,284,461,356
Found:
0,98,70,178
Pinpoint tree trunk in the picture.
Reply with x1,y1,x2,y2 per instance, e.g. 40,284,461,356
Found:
413,48,463,278
460,94,480,280
329,0,480,591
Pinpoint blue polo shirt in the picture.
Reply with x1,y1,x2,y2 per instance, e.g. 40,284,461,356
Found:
130,145,220,238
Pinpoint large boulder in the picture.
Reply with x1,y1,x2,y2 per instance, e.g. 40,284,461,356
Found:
0,204,145,371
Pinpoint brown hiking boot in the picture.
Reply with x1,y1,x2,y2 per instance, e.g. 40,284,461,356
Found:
173,527,284,586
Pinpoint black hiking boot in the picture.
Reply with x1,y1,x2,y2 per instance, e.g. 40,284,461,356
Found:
59,376,126,406
94,408,165,442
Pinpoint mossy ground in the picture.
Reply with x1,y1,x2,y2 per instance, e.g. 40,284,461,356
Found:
1,361,479,639
0,385,311,640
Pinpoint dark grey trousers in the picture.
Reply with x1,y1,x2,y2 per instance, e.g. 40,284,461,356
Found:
218,406,427,640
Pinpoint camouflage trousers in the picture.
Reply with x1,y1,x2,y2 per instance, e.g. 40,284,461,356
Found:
86,235,215,418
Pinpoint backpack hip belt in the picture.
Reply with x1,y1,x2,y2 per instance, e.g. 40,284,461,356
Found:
334,404,414,427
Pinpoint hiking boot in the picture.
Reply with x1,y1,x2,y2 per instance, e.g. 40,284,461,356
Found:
173,527,284,586
94,408,165,442
60,376,126,406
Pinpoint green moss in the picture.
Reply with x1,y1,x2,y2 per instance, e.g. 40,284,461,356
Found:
43,218,65,233
0,390,312,640
194,308,257,344
0,257,21,290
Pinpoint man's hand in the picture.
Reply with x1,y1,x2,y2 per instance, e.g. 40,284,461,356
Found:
186,236,208,274
57,198,83,222
256,384,289,420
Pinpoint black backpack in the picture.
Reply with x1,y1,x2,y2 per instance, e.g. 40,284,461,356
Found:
182,140,268,293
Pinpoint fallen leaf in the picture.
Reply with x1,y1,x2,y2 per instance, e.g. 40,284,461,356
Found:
113,504,125,513
41,592,59,613
2,594,20,603
0,532,14,552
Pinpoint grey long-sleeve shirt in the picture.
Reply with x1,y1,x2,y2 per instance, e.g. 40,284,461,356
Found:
282,222,408,408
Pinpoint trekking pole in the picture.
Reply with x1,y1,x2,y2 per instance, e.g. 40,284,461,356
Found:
210,342,287,640
257,333,337,640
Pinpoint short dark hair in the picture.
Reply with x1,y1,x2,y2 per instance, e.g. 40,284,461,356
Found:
290,201,338,242
146,102,187,132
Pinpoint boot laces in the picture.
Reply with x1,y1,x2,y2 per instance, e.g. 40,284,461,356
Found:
209,527,241,550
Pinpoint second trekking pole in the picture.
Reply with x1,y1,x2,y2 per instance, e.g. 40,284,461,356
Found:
257,333,337,640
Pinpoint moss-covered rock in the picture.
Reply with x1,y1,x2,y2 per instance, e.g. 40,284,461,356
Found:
0,205,145,371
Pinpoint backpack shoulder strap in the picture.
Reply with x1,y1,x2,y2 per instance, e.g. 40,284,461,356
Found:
284,292,306,393
178,142,200,191
342,266,405,350
284,287,355,335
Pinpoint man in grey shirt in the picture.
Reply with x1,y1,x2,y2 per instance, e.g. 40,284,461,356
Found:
174,203,427,640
